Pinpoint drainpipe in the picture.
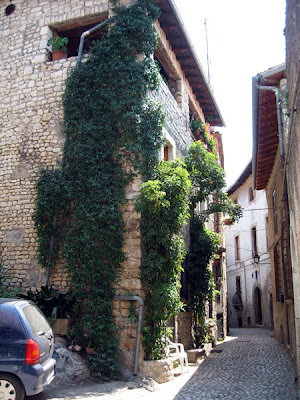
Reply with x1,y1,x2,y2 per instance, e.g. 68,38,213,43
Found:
77,17,114,65
114,294,144,375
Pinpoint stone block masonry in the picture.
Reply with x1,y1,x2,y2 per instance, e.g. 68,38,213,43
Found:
1,0,110,292
0,0,203,372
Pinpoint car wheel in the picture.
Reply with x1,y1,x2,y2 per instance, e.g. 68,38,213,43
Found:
0,374,25,400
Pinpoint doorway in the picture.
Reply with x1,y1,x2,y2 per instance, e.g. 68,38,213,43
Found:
254,287,263,325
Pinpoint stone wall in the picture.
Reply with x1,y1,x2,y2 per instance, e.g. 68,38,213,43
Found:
0,0,205,373
266,154,296,360
0,0,110,291
177,311,193,349
285,0,300,383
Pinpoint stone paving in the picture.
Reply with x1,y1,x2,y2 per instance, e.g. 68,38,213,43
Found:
173,328,298,400
37,328,299,400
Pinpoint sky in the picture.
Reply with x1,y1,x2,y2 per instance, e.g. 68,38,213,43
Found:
173,0,286,188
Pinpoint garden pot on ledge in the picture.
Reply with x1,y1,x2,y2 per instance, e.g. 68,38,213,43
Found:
51,50,68,61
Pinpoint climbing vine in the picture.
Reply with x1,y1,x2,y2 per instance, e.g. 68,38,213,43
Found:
187,216,220,346
190,119,216,153
184,140,241,346
34,0,242,371
185,141,242,222
33,169,65,284
135,160,191,359
34,0,164,378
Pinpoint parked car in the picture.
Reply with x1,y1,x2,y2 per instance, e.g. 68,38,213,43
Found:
0,298,56,400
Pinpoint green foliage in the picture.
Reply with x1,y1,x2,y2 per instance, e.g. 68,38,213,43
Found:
204,192,243,223
185,141,226,206
185,141,242,221
186,215,220,346
135,160,191,359
190,119,216,152
47,36,69,52
20,286,75,325
34,0,163,378
0,260,21,298
33,169,65,272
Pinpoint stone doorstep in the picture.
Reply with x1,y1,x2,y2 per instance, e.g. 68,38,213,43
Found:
187,343,213,363
140,358,187,384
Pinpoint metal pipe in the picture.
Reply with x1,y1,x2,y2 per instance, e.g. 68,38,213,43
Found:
114,294,144,375
77,17,113,65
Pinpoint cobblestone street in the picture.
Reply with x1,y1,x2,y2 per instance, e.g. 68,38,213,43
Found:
173,328,298,400
39,328,299,400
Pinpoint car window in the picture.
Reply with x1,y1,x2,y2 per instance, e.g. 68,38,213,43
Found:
22,304,51,334
0,308,26,341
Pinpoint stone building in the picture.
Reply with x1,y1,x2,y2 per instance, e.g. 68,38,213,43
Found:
285,0,300,389
225,161,272,330
252,64,297,364
0,0,224,371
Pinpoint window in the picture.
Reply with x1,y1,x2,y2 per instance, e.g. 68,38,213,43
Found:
154,53,181,104
161,130,176,161
251,226,257,256
235,236,240,261
236,276,242,304
49,14,109,58
164,145,170,161
273,244,283,301
249,187,254,202
265,217,269,248
0,310,26,342
272,190,278,234
23,305,51,335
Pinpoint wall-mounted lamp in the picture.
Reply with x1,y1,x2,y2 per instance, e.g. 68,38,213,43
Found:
253,253,260,264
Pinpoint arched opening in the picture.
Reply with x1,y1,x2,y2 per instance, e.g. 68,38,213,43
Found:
254,287,263,325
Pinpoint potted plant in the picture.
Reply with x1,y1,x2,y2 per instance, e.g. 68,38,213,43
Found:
47,36,69,61
20,286,75,335
83,333,95,355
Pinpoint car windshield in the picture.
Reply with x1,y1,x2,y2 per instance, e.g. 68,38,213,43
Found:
22,304,51,335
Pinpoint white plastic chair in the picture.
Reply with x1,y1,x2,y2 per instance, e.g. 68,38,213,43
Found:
165,338,188,373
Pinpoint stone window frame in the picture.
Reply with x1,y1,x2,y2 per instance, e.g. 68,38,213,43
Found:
161,129,176,161
47,13,109,59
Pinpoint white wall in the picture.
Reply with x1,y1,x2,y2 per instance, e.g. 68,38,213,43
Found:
225,175,272,329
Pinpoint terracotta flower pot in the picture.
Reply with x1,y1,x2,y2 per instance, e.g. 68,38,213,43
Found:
51,50,68,61
86,347,95,355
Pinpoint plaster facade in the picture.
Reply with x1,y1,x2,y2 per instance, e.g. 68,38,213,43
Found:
226,171,272,330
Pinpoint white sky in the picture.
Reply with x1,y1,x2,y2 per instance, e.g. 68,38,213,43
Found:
173,0,286,188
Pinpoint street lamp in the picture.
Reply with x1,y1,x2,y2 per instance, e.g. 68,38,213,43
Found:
253,253,260,265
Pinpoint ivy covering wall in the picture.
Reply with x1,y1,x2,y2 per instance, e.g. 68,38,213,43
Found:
34,0,164,378
34,0,241,375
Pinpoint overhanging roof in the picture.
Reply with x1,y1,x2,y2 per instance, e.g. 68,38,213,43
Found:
157,0,225,127
252,63,285,190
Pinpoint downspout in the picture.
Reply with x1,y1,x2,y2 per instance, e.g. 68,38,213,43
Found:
77,17,114,65
114,294,144,375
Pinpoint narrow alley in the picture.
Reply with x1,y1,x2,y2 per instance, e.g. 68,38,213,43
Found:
173,328,298,400
39,328,298,400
